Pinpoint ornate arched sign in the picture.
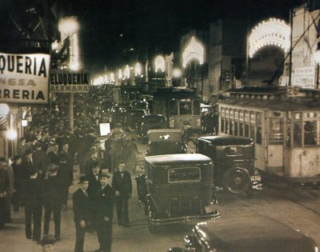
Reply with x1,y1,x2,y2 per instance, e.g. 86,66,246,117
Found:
155,55,165,73
248,18,291,58
182,36,204,67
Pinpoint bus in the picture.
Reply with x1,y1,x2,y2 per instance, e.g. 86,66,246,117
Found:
152,87,201,135
217,86,320,184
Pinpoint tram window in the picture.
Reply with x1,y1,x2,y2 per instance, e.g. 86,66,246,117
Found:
193,100,201,115
293,122,302,146
239,123,244,136
234,123,238,136
180,100,191,115
169,99,178,115
304,121,316,145
269,118,284,144
256,127,262,144
221,119,225,133
230,121,234,135
244,124,249,137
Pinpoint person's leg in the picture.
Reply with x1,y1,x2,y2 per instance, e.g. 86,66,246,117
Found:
53,209,61,239
74,223,85,252
122,198,129,226
25,205,32,239
115,198,122,226
105,223,113,252
43,206,52,236
33,205,42,242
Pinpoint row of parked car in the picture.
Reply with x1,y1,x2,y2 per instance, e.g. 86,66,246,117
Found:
135,130,318,251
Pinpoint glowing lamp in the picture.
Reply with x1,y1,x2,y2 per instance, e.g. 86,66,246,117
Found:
172,68,182,78
0,103,10,115
182,36,204,68
6,129,17,140
124,65,130,79
314,42,320,65
59,17,79,35
135,63,142,76
22,120,28,127
155,55,165,73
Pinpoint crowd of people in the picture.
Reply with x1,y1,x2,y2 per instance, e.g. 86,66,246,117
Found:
0,95,140,252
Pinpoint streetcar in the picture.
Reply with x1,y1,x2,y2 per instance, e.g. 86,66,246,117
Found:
217,86,320,184
152,87,202,137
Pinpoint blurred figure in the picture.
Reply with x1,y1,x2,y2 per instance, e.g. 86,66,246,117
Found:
11,155,24,212
0,158,10,229
0,157,14,224
57,154,73,210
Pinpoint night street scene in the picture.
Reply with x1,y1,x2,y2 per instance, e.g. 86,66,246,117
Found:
1,0,320,251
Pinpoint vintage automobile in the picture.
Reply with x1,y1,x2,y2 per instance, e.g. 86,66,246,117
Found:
136,153,220,232
146,129,187,156
140,114,167,138
196,135,262,194
168,215,318,252
126,109,148,131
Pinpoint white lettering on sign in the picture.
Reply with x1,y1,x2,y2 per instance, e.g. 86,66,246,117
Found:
50,70,90,93
0,52,50,104
293,67,315,89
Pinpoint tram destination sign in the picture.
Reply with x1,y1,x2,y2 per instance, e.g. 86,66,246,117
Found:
50,70,90,93
0,52,50,104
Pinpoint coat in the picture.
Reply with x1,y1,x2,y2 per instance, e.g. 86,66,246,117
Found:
94,184,114,224
72,188,91,224
21,177,43,207
112,170,132,198
42,175,64,210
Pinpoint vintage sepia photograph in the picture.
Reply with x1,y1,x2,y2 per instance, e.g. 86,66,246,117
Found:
0,0,320,251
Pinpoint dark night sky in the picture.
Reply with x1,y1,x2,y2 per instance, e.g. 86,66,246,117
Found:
0,0,304,74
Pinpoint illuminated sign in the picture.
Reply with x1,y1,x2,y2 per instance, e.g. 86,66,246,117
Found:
50,70,90,93
155,55,165,73
124,65,130,79
182,36,204,68
249,18,290,58
0,52,50,104
135,63,142,76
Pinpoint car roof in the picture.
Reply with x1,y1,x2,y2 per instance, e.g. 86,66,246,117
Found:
147,129,183,142
195,215,317,252
197,135,253,145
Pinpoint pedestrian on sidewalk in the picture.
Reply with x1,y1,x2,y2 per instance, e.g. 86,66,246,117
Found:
112,161,132,227
42,163,64,241
21,168,43,243
94,172,114,252
73,176,91,252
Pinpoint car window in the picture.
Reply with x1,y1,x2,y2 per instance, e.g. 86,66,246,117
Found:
168,167,201,183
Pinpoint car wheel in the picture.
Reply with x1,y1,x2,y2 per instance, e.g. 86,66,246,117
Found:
223,168,250,194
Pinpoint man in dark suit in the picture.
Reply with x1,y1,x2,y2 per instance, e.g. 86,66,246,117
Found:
21,168,43,242
42,163,64,241
73,176,91,252
94,172,114,252
48,143,60,165
87,161,102,200
112,161,132,227
0,161,10,229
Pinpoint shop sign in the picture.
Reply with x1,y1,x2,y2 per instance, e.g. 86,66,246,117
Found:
293,66,315,89
0,52,50,104
50,70,90,93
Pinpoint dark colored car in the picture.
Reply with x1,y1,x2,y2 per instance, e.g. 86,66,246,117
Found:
136,153,220,232
196,135,261,194
126,109,147,131
140,114,167,138
168,215,318,252
146,129,187,156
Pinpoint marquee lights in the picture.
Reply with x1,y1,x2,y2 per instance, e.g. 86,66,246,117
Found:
155,55,165,73
110,73,115,83
182,36,204,68
135,62,142,76
248,18,291,58
118,69,123,79
124,65,130,79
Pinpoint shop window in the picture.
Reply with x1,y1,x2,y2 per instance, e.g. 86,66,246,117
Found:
256,127,262,144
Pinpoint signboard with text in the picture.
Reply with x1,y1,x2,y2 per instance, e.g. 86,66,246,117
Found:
293,66,315,89
0,52,50,104
50,70,90,93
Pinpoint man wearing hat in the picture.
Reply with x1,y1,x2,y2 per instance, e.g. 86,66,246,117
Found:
42,163,64,241
94,171,114,252
73,176,91,252
21,168,43,242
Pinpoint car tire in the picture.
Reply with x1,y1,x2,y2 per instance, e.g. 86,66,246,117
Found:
223,168,251,194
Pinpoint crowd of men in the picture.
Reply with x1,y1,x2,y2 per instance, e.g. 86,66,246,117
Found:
0,95,138,252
